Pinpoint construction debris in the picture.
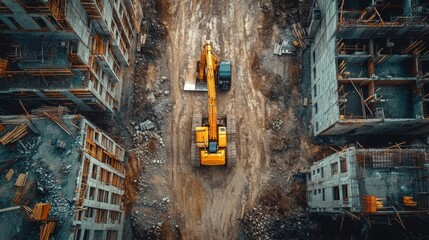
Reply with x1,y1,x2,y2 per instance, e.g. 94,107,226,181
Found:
15,173,28,187
140,120,156,131
24,203,51,221
40,221,56,240
5,169,14,181
0,123,30,145
0,58,7,76
291,23,307,49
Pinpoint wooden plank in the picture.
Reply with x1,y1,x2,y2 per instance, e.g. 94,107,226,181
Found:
15,173,28,187
33,203,51,221
5,169,14,181
0,123,29,144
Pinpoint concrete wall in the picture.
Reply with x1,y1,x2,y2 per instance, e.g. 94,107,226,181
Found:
311,0,340,136
66,1,91,46
322,119,429,135
307,148,360,212
72,118,126,240
307,147,429,214
309,0,429,136
0,0,140,114
1,1,41,30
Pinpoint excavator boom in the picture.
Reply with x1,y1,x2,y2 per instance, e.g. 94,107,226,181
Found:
198,42,218,142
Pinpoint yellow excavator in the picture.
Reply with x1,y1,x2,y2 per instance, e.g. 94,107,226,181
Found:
191,41,236,167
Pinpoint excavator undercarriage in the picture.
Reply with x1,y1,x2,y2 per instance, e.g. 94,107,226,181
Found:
191,113,236,167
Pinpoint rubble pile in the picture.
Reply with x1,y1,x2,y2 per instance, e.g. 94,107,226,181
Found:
129,48,175,238
129,125,172,236
131,195,174,238
35,167,73,224
269,0,310,27
241,202,312,239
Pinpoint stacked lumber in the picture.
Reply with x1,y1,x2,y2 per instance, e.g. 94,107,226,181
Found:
13,181,35,205
40,221,56,240
0,58,7,76
13,190,22,204
92,33,106,55
0,123,29,145
291,23,307,49
15,173,28,187
33,203,51,221
5,169,14,181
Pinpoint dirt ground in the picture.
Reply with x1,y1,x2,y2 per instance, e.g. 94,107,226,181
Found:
122,0,320,239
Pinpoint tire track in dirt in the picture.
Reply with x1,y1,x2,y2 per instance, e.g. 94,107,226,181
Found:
161,0,271,239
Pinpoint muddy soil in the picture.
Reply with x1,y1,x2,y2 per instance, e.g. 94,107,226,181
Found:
125,0,319,239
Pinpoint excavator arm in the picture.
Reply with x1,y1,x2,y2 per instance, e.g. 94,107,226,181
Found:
198,42,219,143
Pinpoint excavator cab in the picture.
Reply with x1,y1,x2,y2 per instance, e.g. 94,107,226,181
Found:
217,61,231,91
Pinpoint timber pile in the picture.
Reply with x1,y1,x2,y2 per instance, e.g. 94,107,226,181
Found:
5,169,14,181
0,123,29,145
14,181,36,205
15,173,28,187
291,23,307,49
32,203,51,221
0,58,7,76
13,173,28,205
40,221,56,240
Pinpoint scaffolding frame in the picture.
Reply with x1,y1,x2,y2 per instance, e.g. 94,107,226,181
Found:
338,0,429,26
330,147,429,228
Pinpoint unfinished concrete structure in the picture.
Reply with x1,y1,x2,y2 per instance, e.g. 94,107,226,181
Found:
0,0,143,113
308,0,429,136
0,110,125,239
307,146,429,227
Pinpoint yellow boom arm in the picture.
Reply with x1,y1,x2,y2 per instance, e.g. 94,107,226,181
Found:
198,41,219,142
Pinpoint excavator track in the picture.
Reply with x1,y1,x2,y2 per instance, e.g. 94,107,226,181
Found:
227,116,237,168
191,113,202,167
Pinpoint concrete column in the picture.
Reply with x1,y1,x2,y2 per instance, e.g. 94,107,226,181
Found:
60,90,92,111
412,56,419,76
369,39,374,55
41,16,57,31
403,0,412,16
89,229,94,240
368,61,375,77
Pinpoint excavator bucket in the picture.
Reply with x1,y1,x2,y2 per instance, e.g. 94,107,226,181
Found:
184,65,208,91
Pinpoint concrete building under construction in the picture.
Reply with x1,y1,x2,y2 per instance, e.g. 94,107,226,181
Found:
307,146,429,228
0,108,125,239
308,0,429,136
0,0,143,113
